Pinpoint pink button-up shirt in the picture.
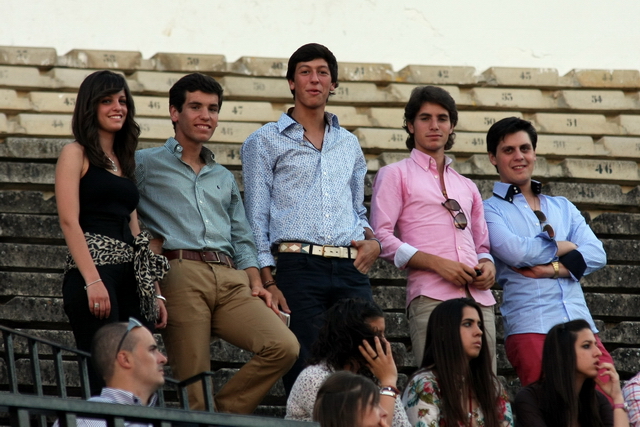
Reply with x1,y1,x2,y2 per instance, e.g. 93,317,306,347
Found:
370,149,495,307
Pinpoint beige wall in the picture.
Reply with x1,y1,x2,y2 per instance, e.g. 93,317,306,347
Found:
2,0,638,74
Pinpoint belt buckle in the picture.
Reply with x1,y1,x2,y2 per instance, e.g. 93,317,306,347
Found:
321,245,341,258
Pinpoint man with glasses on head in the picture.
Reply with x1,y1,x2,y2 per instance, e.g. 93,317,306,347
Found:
54,318,167,427
370,86,496,367
483,116,610,386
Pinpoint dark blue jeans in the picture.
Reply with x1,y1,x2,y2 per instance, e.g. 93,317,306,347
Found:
275,253,373,393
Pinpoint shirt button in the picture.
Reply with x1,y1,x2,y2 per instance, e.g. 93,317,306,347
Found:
177,146,183,152
323,172,327,175
325,193,329,196
563,317,568,321
199,200,203,204
205,220,209,223
327,235,332,239
325,214,330,218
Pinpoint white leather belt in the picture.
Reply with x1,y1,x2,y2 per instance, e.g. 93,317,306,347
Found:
278,242,358,259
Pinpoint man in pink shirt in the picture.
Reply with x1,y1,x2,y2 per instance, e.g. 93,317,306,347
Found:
370,86,497,368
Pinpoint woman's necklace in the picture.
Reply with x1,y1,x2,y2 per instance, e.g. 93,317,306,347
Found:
105,153,118,172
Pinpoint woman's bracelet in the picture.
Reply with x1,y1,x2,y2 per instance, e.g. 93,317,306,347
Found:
156,295,167,302
263,280,277,289
379,386,400,399
84,279,103,290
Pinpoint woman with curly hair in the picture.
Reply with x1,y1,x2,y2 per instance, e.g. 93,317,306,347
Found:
402,298,512,427
515,319,628,427
286,298,410,427
56,70,168,393
314,371,388,427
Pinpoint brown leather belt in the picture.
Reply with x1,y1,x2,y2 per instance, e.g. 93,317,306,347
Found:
163,249,236,269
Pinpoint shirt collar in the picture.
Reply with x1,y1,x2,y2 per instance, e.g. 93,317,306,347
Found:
99,387,158,407
409,148,453,171
492,180,542,203
277,109,340,137
164,137,216,165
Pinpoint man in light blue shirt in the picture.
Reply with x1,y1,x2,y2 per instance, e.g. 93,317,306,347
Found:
483,116,611,386
135,73,298,413
241,44,381,392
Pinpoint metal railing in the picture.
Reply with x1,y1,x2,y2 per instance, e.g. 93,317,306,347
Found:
0,324,212,409
0,393,317,427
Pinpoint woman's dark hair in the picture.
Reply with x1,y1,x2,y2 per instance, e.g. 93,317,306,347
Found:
538,319,604,427
72,70,139,180
314,371,380,427
308,298,384,376
417,298,501,427
286,43,339,97
403,85,458,151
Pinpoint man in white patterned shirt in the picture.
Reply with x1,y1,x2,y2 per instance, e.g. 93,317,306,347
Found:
54,319,166,427
241,43,381,393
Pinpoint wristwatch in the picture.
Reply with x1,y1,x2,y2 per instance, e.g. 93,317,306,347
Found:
551,261,560,279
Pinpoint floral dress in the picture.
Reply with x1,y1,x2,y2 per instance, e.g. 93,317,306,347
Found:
402,370,513,427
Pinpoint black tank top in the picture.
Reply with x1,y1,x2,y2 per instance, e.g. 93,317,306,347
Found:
78,164,139,244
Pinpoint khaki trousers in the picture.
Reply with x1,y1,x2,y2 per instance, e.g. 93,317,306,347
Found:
407,294,497,373
160,259,299,413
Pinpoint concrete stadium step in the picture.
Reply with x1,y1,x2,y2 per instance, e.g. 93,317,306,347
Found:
583,265,640,292
469,87,556,110
590,213,640,236
456,111,524,132
565,69,640,89
58,49,143,71
46,67,99,90
229,56,288,77
0,46,57,68
128,71,188,95
0,242,65,270
482,67,569,88
0,190,57,214
151,52,226,73
0,162,56,185
536,135,607,158
615,115,640,135
598,136,640,159
339,62,395,82
0,65,55,90
9,113,72,137
542,182,640,208
0,296,65,323
601,239,640,263
0,213,62,240
0,89,30,112
219,101,284,123
530,112,622,135
385,83,469,106
0,137,67,159
29,91,77,113
219,75,291,101
0,272,62,297
397,65,477,85
554,89,638,111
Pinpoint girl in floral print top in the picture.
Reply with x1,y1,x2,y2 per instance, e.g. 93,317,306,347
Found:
401,298,513,427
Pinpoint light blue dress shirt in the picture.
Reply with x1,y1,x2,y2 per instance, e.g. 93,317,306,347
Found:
53,388,157,427
483,181,606,338
241,111,370,268
135,138,259,270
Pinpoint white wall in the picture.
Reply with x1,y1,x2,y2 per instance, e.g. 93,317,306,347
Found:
2,0,638,75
